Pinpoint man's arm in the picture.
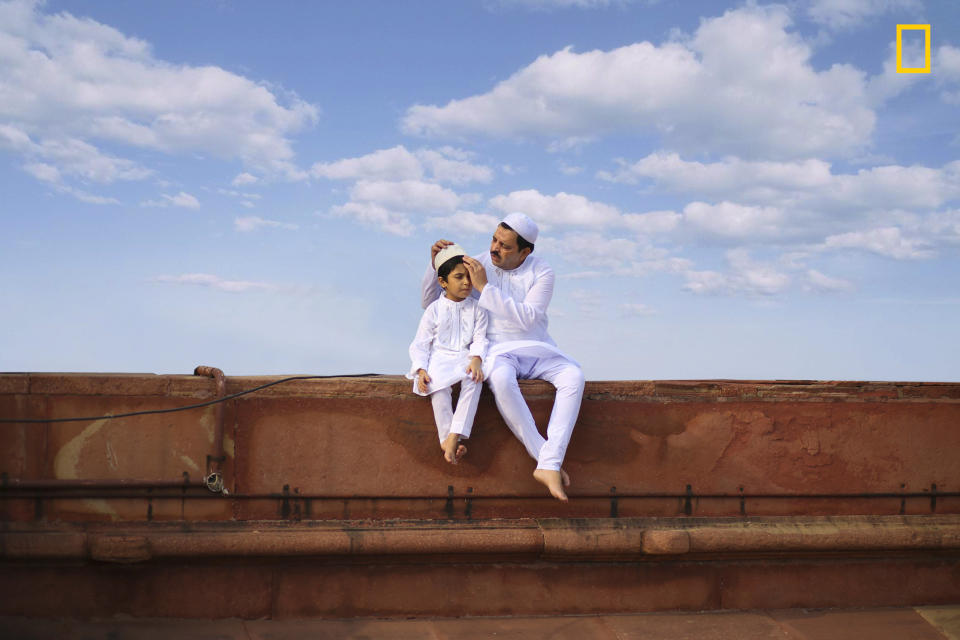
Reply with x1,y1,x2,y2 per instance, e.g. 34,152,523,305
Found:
408,305,437,375
420,266,442,309
420,239,452,309
477,263,554,332
469,307,489,360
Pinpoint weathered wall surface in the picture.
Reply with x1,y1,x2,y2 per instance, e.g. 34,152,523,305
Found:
1,373,958,521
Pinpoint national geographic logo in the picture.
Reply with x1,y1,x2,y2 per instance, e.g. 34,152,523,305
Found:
896,24,931,73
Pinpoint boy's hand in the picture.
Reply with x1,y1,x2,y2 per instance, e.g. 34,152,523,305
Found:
417,369,431,393
466,357,483,383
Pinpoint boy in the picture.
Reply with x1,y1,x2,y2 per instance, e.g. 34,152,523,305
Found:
408,244,488,463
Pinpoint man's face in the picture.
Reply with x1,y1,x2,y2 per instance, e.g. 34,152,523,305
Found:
489,225,531,270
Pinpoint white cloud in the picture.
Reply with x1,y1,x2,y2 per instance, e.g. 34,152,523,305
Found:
682,201,785,239
311,145,492,185
22,161,60,183
315,146,495,236
232,172,259,186
601,152,960,212
0,0,317,186
66,187,120,205
425,211,500,236
491,0,652,9
415,148,494,185
489,189,622,226
329,201,416,237
312,146,423,182
165,191,200,208
218,188,262,200
234,216,299,232
1,125,152,184
937,46,960,104
350,179,462,212
807,0,921,30
621,210,681,234
620,302,657,316
805,269,855,292
683,249,791,296
403,5,876,159
154,273,276,293
141,191,200,208
541,231,639,268
822,226,935,259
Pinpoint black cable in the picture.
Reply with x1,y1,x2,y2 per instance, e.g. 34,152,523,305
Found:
0,374,383,424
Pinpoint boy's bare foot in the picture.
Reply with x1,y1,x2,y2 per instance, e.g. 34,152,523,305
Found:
533,469,568,502
442,434,466,464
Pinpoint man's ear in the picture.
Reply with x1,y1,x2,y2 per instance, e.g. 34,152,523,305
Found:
520,247,532,260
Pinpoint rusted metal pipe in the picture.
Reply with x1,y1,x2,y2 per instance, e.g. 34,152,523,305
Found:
193,365,228,494
0,478,205,490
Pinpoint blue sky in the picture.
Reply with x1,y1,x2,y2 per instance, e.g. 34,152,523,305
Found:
1,0,958,381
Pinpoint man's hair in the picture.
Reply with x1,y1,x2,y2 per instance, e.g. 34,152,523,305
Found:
499,222,535,253
437,254,465,280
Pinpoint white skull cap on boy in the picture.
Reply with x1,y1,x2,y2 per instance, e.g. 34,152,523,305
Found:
433,243,467,271
501,212,538,244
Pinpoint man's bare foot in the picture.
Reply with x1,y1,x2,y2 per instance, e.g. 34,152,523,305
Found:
533,469,568,502
561,468,570,487
442,434,466,464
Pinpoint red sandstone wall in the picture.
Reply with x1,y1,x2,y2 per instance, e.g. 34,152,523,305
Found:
1,373,958,521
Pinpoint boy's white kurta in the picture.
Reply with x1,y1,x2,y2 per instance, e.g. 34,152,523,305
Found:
407,296,488,443
420,253,584,471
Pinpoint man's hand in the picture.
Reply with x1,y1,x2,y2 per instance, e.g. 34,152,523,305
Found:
430,239,453,267
416,369,431,393
462,256,488,291
466,356,483,383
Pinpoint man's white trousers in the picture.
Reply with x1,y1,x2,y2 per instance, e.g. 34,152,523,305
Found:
486,353,585,471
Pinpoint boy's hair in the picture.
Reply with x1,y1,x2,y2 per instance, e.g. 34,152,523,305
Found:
500,222,535,253
437,254,465,280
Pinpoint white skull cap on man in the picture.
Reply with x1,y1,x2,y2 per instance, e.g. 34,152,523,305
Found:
434,243,467,271
501,212,538,245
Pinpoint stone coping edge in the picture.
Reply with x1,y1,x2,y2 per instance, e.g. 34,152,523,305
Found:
2,373,959,402
3,515,959,563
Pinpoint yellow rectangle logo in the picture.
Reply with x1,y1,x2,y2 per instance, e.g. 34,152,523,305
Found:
896,24,931,73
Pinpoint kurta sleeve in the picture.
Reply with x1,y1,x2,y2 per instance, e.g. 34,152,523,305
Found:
420,265,442,309
468,306,489,360
478,263,554,331
408,305,436,375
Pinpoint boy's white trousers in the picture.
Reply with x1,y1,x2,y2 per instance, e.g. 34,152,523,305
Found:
486,353,585,471
430,377,483,444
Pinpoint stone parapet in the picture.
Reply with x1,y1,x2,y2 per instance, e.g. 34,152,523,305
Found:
1,373,958,520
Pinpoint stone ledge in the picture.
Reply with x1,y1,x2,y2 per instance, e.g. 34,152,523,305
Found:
4,516,960,562
3,373,960,402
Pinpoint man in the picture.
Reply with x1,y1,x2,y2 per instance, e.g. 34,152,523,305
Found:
423,212,584,501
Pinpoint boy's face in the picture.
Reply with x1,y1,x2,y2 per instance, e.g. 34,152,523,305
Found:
440,263,472,301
